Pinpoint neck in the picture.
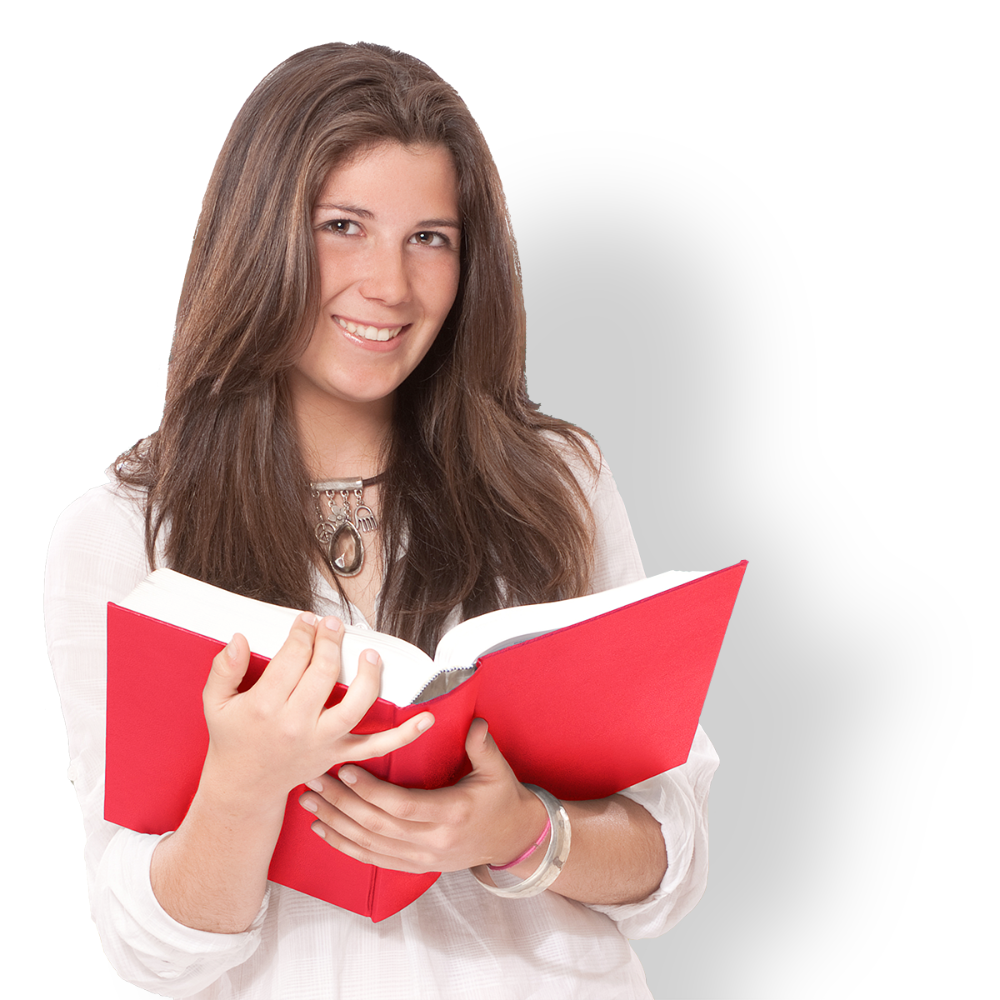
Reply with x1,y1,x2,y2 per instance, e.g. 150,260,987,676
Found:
291,387,393,481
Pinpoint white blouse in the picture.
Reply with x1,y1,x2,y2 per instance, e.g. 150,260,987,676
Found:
44,452,718,999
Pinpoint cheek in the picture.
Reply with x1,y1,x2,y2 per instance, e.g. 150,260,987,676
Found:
319,254,345,302
432,261,461,320
315,243,355,298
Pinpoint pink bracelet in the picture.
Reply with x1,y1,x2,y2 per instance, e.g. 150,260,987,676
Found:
487,817,552,871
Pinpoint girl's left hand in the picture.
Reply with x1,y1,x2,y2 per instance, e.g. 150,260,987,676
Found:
297,718,548,874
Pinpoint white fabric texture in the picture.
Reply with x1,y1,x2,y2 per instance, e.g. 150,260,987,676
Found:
44,449,719,999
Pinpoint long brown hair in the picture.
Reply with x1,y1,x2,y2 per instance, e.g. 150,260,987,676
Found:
116,42,596,653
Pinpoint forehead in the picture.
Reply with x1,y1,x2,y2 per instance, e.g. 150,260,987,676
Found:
314,143,460,218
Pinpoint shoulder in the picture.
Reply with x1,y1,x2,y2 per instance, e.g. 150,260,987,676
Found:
46,477,152,606
50,477,146,550
539,428,605,497
539,429,623,517
540,430,645,592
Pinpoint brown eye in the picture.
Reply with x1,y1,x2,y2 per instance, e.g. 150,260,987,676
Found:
323,219,362,236
410,231,448,247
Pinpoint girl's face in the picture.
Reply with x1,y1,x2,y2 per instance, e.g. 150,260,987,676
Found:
290,142,462,415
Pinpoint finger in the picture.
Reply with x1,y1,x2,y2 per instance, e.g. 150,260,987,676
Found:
203,633,250,711
335,764,437,822
329,648,384,730
335,710,435,762
307,815,432,874
290,616,345,709
314,648,434,757
297,788,435,874
253,612,319,699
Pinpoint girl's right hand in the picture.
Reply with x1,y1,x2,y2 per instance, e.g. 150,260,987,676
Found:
200,612,434,802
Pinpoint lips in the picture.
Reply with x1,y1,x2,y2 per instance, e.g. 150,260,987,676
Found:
335,315,405,342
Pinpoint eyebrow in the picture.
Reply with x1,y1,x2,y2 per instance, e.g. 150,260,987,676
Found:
313,203,461,229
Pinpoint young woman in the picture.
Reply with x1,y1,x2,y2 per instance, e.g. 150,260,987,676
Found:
45,42,718,999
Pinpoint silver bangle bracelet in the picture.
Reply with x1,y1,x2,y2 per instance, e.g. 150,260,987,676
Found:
470,785,571,898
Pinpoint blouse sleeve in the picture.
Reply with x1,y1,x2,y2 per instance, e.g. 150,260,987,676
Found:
44,483,268,996
573,442,721,939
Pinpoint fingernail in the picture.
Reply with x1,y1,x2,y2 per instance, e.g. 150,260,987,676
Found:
224,637,238,662
416,714,434,732
299,795,318,813
305,778,324,793
323,616,342,631
363,650,379,665
300,612,317,626
312,822,326,838
339,767,357,785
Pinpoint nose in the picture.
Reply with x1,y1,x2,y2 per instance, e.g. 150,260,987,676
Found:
358,242,411,306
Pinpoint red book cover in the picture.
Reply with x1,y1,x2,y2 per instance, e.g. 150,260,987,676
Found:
106,560,746,921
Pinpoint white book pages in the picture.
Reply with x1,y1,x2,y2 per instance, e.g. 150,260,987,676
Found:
119,567,711,706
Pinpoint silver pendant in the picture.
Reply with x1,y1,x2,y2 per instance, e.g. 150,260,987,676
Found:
311,478,378,579
328,521,364,577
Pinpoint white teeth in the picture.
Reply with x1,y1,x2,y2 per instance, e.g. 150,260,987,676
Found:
336,316,403,341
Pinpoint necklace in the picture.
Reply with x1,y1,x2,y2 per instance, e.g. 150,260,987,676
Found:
311,474,383,578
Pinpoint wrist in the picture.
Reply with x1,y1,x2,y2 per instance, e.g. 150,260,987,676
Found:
152,774,283,933
490,814,551,872
471,786,572,898
199,743,293,821
506,832,553,880
496,785,551,877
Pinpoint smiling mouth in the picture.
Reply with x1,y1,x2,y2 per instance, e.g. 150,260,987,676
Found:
335,316,405,342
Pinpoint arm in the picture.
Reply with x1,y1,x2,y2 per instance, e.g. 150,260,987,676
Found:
45,484,255,994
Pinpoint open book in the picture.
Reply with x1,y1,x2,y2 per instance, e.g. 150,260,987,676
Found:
106,560,747,921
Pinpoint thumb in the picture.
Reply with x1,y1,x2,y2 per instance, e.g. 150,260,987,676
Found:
465,717,502,773
203,633,251,709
